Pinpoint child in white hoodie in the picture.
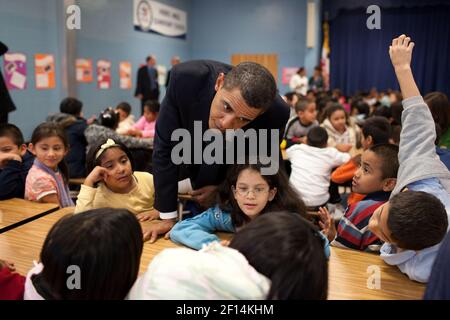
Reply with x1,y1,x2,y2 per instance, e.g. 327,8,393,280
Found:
128,211,328,300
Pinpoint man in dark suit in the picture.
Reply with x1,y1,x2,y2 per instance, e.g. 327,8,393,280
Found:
0,42,17,124
135,55,159,114
143,60,290,242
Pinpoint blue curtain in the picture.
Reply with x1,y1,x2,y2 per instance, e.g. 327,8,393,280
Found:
329,5,450,97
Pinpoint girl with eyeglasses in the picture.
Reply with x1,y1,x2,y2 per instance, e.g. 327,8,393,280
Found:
169,162,330,257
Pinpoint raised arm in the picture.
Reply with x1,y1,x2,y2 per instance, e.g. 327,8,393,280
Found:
390,35,437,165
389,35,420,99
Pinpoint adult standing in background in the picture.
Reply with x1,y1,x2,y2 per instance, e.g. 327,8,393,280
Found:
135,55,159,114
289,67,308,96
165,56,180,88
0,41,16,124
309,66,324,92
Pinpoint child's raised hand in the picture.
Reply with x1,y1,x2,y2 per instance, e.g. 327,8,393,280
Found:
318,207,336,242
389,34,414,71
136,209,160,222
84,166,109,187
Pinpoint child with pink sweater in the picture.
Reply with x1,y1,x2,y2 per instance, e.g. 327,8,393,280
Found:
127,100,159,138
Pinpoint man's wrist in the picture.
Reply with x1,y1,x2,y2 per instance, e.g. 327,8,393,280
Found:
159,210,178,220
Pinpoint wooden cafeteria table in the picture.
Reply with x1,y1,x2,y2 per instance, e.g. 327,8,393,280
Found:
0,198,59,233
0,209,425,300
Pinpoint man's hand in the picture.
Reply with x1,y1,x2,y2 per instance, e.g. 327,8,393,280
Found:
0,153,22,168
190,185,218,208
136,94,143,100
136,209,160,222
143,218,176,243
0,259,16,272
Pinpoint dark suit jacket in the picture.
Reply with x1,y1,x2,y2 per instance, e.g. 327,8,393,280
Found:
135,65,159,101
0,42,16,116
153,60,290,212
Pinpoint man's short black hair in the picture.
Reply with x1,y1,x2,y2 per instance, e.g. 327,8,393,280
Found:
362,116,392,145
367,143,399,179
60,97,83,116
0,123,24,146
116,102,132,116
223,62,276,111
307,126,328,148
389,191,448,250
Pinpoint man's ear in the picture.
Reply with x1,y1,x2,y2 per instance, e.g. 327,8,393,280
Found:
382,178,397,192
19,144,27,157
214,73,225,91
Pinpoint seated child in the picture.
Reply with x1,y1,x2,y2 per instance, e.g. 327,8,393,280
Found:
128,211,328,300
127,100,159,138
169,162,330,256
75,138,155,220
283,91,299,118
0,259,25,300
47,97,88,178
424,230,450,299
284,99,319,148
425,91,450,149
0,124,34,200
24,208,143,299
320,143,399,252
287,126,350,209
25,122,74,207
434,123,450,170
321,103,361,154
84,108,153,152
331,116,392,205
367,35,450,282
115,102,135,135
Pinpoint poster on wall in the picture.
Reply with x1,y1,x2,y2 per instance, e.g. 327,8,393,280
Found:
3,52,27,90
97,60,111,89
76,58,93,82
133,0,187,39
119,61,132,89
282,67,299,85
35,54,56,89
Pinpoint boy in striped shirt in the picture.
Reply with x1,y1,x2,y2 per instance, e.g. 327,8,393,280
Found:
320,143,398,252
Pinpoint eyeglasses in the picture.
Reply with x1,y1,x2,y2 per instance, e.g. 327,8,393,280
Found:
232,186,270,197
